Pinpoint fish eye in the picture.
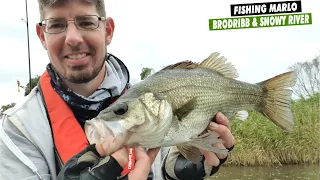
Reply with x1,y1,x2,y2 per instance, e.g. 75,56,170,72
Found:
113,103,128,115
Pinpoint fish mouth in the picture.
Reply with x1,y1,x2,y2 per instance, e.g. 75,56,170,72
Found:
85,119,133,156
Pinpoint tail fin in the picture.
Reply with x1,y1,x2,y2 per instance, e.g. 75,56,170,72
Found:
257,71,297,132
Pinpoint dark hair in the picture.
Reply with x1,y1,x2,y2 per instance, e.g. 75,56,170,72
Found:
37,0,106,20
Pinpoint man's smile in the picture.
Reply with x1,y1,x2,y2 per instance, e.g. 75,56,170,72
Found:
65,53,88,59
65,52,91,66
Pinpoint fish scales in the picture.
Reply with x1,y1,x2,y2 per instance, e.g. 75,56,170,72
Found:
84,52,297,164
133,69,265,113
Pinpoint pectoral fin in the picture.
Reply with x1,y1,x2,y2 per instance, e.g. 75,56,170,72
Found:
174,97,197,121
176,145,202,164
188,130,228,155
176,130,229,165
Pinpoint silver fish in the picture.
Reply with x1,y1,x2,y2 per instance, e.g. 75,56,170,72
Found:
84,52,297,163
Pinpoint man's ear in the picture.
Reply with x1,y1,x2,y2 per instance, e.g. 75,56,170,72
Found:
105,17,115,46
36,24,47,50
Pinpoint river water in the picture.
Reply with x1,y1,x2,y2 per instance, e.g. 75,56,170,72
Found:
208,164,319,180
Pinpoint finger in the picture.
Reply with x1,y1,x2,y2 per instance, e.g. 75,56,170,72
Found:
146,147,160,164
212,143,228,159
208,122,235,149
110,147,129,168
215,112,231,131
128,146,152,179
199,149,219,167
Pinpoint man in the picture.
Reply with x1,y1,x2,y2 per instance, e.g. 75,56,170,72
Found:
0,0,235,179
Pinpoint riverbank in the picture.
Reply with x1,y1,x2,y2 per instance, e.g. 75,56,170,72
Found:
224,93,320,166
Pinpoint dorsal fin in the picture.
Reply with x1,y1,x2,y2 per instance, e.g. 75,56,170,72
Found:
161,60,199,70
160,52,239,79
199,52,239,79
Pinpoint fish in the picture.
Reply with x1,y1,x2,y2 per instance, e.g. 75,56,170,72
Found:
84,52,297,164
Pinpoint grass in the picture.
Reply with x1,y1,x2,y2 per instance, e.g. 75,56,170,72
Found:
223,93,320,166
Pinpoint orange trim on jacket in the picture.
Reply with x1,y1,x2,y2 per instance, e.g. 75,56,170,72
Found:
40,70,89,164
39,70,133,176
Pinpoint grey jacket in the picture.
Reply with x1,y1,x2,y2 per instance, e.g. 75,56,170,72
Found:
0,54,172,180
0,86,171,180
0,54,165,180
0,55,215,180
0,87,58,180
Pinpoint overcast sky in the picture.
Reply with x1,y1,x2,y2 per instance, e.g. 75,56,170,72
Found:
0,0,319,107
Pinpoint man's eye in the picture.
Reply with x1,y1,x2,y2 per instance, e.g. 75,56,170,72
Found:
48,23,65,29
78,21,96,28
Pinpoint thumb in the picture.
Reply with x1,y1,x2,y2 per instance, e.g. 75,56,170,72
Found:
127,147,160,180
146,148,161,164
111,147,129,168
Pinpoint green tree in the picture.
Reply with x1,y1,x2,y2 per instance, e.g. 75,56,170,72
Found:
1,75,40,116
18,75,40,96
1,103,16,114
140,67,154,80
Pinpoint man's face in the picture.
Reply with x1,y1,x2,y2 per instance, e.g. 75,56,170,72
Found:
36,1,114,84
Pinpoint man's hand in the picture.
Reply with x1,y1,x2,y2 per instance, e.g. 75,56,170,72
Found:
200,112,235,174
162,112,235,180
127,146,160,179
57,144,160,180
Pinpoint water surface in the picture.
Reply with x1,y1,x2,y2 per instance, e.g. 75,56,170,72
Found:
208,164,319,180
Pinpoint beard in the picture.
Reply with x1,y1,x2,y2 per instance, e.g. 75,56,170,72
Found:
66,60,105,84
52,46,108,84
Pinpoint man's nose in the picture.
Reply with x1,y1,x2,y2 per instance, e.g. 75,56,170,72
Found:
64,22,84,46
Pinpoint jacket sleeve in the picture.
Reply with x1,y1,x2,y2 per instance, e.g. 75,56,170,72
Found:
56,144,126,180
160,146,230,180
0,114,51,180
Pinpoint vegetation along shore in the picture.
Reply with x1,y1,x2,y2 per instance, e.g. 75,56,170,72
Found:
224,93,320,166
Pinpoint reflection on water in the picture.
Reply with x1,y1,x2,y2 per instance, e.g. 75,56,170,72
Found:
208,164,320,180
